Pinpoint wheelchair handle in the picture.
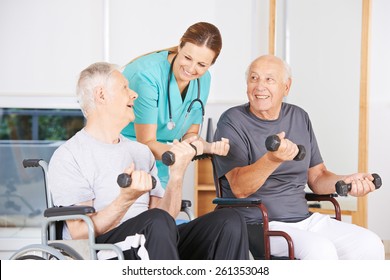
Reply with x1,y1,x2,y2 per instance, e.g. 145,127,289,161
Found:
117,173,157,189
23,159,43,168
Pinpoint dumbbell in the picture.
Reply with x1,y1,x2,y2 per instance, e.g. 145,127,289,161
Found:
335,173,382,196
117,173,157,189
161,143,198,166
265,134,306,161
162,151,176,166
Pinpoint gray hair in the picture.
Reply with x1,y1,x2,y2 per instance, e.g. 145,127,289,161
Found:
281,59,292,82
76,62,120,117
245,55,292,83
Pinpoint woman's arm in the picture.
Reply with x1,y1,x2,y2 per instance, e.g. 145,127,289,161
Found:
183,124,229,156
134,123,171,160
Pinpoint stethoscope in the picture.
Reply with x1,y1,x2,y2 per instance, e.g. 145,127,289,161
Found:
166,55,205,133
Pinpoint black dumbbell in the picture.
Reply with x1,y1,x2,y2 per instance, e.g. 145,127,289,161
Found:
162,151,175,166
335,173,382,196
161,143,198,166
265,135,306,161
117,173,157,189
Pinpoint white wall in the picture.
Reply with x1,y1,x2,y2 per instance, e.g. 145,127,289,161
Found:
0,0,388,242
0,0,267,104
368,0,390,240
108,0,268,104
0,0,104,95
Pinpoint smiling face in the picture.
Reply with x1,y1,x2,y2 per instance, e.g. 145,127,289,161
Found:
246,55,291,120
105,70,138,127
173,42,215,85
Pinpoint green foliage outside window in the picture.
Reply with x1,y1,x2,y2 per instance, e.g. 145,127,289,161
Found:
0,109,84,141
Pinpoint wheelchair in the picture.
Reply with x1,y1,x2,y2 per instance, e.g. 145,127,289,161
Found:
209,156,342,260
9,159,194,260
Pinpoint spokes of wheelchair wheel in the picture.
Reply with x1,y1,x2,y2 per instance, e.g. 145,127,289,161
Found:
49,242,84,260
9,244,66,260
10,243,85,260
14,251,62,260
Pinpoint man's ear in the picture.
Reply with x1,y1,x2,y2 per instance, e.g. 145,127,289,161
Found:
94,86,106,104
284,78,292,97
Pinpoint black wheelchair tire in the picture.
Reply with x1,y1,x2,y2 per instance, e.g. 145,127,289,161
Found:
15,255,47,260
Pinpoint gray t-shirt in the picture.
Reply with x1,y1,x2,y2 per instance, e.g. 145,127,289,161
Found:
213,103,323,223
49,129,164,239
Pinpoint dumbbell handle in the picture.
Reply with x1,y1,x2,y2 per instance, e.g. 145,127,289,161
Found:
117,173,157,189
265,135,306,161
335,173,382,196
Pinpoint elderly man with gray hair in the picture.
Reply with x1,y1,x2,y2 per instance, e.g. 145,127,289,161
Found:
48,62,249,260
213,55,384,260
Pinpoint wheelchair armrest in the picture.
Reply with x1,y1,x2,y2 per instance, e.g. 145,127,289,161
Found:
44,206,95,218
305,192,341,221
305,193,338,200
212,197,294,260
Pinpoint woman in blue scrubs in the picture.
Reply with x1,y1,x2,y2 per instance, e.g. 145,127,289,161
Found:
121,22,229,188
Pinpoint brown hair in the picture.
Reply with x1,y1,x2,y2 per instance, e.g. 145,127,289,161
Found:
178,22,222,64
126,22,222,65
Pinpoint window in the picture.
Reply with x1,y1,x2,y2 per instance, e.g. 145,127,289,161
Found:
0,108,84,141
0,108,84,223
0,108,84,259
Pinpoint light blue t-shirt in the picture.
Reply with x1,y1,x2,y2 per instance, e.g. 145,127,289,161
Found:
121,51,211,188
49,129,164,239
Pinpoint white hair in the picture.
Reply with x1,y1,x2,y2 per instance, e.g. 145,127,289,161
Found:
245,55,292,83
76,62,120,117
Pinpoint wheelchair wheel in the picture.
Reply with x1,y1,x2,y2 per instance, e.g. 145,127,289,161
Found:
49,242,84,260
10,244,66,260
15,255,46,260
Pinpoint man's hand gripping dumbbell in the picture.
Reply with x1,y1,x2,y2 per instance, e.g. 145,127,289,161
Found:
335,174,382,196
265,132,306,161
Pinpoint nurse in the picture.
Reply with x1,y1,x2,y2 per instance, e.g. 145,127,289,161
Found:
121,22,229,188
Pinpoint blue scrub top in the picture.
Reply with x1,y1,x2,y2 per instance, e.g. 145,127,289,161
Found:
121,51,211,188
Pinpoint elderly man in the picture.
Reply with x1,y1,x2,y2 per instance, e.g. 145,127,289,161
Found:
213,55,384,260
49,62,249,260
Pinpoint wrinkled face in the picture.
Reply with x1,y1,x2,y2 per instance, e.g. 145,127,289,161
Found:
105,70,138,126
246,57,291,120
173,42,215,83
